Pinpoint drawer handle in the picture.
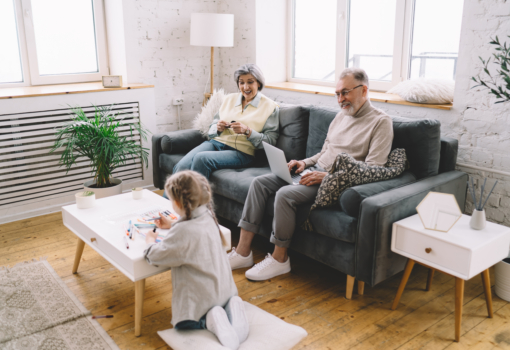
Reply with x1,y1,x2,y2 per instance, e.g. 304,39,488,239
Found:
91,238,97,243
425,248,432,254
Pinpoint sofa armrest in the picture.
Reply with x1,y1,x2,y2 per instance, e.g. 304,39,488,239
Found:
355,170,468,286
151,130,206,189
439,136,458,174
161,129,205,154
339,171,417,217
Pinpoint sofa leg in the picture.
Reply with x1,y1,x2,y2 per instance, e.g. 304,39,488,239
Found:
358,281,365,295
346,275,355,299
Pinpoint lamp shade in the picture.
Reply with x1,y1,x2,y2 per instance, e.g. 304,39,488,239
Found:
190,13,234,47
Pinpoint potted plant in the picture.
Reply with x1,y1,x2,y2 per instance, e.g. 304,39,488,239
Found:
472,36,510,301
51,105,149,199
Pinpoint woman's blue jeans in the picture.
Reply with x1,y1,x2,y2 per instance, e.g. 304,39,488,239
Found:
173,140,255,179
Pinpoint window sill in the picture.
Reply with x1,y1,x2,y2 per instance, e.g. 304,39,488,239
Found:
0,82,154,100
265,82,453,111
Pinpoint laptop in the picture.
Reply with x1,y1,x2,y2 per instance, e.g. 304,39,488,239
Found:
262,142,310,185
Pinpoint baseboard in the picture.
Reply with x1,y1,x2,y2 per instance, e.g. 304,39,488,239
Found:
0,184,158,225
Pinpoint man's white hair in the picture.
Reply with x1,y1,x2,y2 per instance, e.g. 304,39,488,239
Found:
339,68,369,88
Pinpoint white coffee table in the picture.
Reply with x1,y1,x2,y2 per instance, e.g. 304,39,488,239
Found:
390,214,510,342
62,190,231,336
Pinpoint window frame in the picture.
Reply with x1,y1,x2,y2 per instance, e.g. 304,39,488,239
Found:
288,0,417,92
1,0,108,87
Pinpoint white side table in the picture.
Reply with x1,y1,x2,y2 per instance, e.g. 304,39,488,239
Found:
62,190,231,336
390,214,510,342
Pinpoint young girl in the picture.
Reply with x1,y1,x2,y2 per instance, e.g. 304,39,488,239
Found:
144,171,248,350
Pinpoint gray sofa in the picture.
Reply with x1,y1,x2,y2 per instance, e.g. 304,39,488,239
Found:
152,104,468,299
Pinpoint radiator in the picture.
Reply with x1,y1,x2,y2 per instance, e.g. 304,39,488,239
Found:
0,102,144,207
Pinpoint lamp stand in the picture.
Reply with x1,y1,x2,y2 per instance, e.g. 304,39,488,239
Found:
204,47,214,106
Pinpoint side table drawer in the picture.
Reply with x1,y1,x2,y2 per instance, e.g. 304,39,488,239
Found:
394,226,470,276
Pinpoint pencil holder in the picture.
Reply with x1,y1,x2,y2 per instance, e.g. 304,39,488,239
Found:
470,209,486,230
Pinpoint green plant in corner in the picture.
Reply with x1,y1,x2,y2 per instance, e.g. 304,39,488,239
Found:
472,36,510,104
51,105,150,188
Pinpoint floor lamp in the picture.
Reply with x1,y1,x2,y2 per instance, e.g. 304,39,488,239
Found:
190,13,234,104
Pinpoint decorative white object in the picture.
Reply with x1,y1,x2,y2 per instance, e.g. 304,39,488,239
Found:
132,187,143,200
470,209,486,230
62,190,231,336
416,192,462,232
75,191,95,209
387,79,454,104
157,301,307,350
193,89,227,136
84,178,122,199
391,214,510,341
495,259,510,302
190,13,234,95
102,75,123,88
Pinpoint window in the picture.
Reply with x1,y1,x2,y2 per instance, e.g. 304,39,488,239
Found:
289,0,464,91
0,0,108,87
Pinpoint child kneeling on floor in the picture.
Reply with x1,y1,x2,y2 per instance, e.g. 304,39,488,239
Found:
144,170,248,350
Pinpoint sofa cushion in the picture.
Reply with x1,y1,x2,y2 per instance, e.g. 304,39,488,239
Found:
210,167,272,204
160,154,185,175
265,196,357,243
339,170,417,217
391,116,441,179
276,104,310,161
306,106,339,158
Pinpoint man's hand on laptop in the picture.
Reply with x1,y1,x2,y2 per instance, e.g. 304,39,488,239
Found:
288,160,306,174
300,171,327,186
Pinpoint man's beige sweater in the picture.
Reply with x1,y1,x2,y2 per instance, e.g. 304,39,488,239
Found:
303,100,393,171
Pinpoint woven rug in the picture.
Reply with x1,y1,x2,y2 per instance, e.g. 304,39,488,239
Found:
0,260,119,350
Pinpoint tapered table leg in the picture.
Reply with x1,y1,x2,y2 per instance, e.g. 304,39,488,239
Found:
72,239,86,274
455,278,465,342
134,279,146,337
426,269,435,291
481,269,494,318
391,259,415,310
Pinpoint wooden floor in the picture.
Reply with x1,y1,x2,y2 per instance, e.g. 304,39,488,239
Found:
2,203,510,349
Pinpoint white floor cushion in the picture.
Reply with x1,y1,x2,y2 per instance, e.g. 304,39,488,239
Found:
158,302,308,350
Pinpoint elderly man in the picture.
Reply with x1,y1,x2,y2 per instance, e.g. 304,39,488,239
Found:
228,68,394,281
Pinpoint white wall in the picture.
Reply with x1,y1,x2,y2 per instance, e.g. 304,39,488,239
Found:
121,0,222,132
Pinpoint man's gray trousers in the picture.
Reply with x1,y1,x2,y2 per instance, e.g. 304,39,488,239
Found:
238,173,320,248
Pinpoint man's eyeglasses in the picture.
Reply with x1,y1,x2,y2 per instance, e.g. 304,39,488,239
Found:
336,85,363,97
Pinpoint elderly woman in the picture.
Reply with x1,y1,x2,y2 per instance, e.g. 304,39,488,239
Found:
173,64,279,179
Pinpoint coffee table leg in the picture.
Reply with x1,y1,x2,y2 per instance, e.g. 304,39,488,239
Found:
455,277,465,342
135,279,146,337
481,269,494,318
426,269,435,291
72,239,86,274
391,259,415,310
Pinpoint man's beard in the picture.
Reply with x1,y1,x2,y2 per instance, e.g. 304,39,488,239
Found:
340,102,357,116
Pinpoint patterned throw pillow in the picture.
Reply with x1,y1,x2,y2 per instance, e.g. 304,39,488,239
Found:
302,148,407,231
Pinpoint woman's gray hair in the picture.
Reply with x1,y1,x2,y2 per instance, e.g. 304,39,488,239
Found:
234,64,265,91
339,68,369,88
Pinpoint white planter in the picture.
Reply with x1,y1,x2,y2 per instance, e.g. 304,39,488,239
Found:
132,187,143,200
495,259,510,302
84,178,123,199
75,192,95,209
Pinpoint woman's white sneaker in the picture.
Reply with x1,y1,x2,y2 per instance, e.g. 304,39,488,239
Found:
245,253,291,281
225,296,249,343
206,306,240,350
228,247,254,270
